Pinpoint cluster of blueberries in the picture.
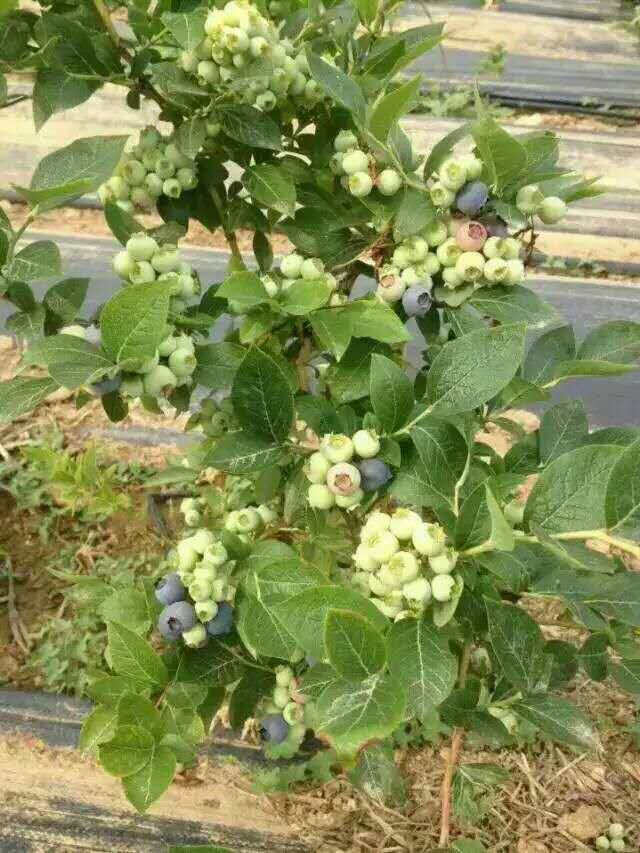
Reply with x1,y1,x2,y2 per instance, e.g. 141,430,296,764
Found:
330,129,406,199
305,431,392,510
155,571,234,643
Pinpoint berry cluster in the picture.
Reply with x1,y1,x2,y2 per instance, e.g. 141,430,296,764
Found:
377,235,437,315
595,824,627,851
331,129,405,199
224,502,278,534
187,398,236,438
516,184,567,225
351,510,459,619
179,0,320,112
258,665,310,754
305,431,392,510
98,127,197,212
157,529,236,646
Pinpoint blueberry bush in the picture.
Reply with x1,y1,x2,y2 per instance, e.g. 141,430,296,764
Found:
1,0,640,844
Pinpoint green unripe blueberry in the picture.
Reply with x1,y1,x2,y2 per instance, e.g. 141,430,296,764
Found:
429,546,458,575
538,195,567,225
610,841,625,853
139,126,161,151
158,336,178,358
456,251,485,283
301,257,324,280
182,623,208,648
442,267,464,289
596,838,611,850
321,434,354,463
255,91,277,111
235,507,262,533
143,365,178,397
502,237,521,260
308,483,335,510
608,826,625,840
168,348,197,377
436,237,463,268
516,184,544,215
438,158,467,191
144,173,164,198
283,702,304,725
403,576,432,605
342,149,369,176
198,60,220,85
432,573,456,602
177,168,197,190
180,49,200,73
334,130,358,152
122,160,146,186
505,258,525,286
424,220,449,247
113,250,136,279
305,451,332,484
483,257,510,284
430,183,456,208
352,429,380,459
273,686,290,709
195,600,218,622
280,253,303,279
377,168,402,196
130,188,154,209
141,148,160,171
107,175,130,201
206,119,221,138
460,153,483,180
120,375,144,397
127,233,159,262
184,510,202,527
155,157,176,179
348,171,373,197
152,246,181,274
130,261,157,285
276,665,294,688
483,236,506,259
163,178,182,199
304,79,322,102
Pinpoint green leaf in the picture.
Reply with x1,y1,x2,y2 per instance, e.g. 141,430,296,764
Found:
470,286,558,329
523,325,575,385
427,323,526,415
174,116,206,159
78,706,118,752
387,618,456,718
100,280,172,366
43,277,88,324
324,609,387,681
194,342,245,391
0,376,58,422
161,9,208,50
539,400,588,464
163,683,208,710
513,694,599,750
18,135,127,208
236,593,298,660
578,320,640,364
471,112,527,196
271,585,388,660
369,75,421,143
605,437,640,538
231,347,294,442
317,672,405,756
98,724,154,777
243,164,296,217
455,483,514,552
393,187,436,241
99,590,151,634
410,417,469,510
578,634,609,682
423,122,471,179
87,676,150,707
306,51,366,124
484,599,546,692
532,569,640,628
216,271,270,311
24,334,114,388
349,741,405,804
281,279,332,315
7,240,62,282
610,659,640,696
347,300,411,345
122,744,176,813
117,693,164,739
107,622,168,687
205,431,285,473
228,670,275,729
309,308,353,361
219,105,282,150
525,444,622,533
172,641,243,686
161,705,205,744
32,70,101,133
369,353,414,434
326,338,393,404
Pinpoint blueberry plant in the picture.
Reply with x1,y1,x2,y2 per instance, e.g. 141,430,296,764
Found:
2,0,640,845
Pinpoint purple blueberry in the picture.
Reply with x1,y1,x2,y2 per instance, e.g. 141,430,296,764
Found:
205,601,234,637
155,572,187,606
90,374,122,396
358,458,392,492
259,713,290,744
158,601,196,641
456,181,489,217
402,287,432,318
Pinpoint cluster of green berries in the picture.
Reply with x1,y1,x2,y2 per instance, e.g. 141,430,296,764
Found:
187,397,237,439
98,126,197,212
258,665,311,754
156,528,236,646
113,232,200,311
351,510,460,619
516,184,568,225
331,129,404,199
255,252,341,307
595,824,627,851
224,502,279,535
179,0,321,112
305,431,392,511
377,234,437,316
180,496,207,529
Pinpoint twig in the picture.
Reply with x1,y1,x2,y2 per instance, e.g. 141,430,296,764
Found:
439,640,473,846
4,558,30,654
93,0,120,48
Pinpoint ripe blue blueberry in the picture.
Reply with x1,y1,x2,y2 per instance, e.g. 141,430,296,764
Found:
402,286,432,317
158,601,196,641
358,458,392,492
259,713,290,744
205,601,234,637
154,572,187,606
456,181,489,217
90,374,122,397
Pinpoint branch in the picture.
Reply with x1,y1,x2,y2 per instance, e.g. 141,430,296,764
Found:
93,0,120,48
